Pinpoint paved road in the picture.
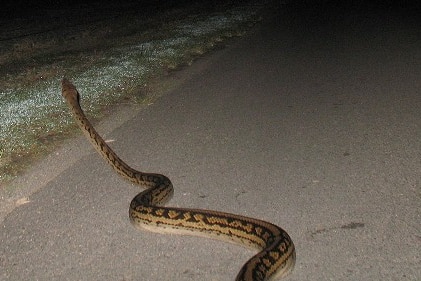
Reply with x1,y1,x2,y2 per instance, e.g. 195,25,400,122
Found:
1,1,420,280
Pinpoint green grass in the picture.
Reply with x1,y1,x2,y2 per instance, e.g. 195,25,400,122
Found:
0,2,265,185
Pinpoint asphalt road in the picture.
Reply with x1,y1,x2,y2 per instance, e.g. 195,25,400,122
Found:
1,1,420,280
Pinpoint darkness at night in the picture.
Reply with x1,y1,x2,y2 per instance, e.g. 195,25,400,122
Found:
2,0,420,22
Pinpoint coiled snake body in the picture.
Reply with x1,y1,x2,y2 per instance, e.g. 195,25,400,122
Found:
61,78,295,281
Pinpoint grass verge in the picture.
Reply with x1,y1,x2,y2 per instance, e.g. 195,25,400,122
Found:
0,1,268,186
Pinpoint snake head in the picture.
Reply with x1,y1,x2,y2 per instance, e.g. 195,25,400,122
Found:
61,78,80,104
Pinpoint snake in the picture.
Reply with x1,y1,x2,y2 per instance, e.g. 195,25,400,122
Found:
61,78,295,281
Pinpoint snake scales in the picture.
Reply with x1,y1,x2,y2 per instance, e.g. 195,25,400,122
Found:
61,78,295,281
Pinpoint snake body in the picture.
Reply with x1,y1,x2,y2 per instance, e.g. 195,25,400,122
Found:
61,78,295,281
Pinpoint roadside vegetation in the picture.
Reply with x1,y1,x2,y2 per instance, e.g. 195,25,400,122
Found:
0,1,267,185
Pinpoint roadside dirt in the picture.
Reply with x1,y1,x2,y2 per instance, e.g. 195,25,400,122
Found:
0,1,249,88
0,0,261,186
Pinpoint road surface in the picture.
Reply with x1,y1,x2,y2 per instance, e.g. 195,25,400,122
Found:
1,1,420,280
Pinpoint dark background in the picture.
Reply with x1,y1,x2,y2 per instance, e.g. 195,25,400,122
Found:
3,0,420,18
1,0,237,20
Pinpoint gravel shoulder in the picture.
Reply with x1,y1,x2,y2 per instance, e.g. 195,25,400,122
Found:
0,0,265,185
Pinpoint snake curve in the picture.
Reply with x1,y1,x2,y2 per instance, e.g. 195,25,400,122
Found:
61,78,295,281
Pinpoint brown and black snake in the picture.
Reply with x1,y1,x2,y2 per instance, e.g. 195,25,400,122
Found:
61,78,295,281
